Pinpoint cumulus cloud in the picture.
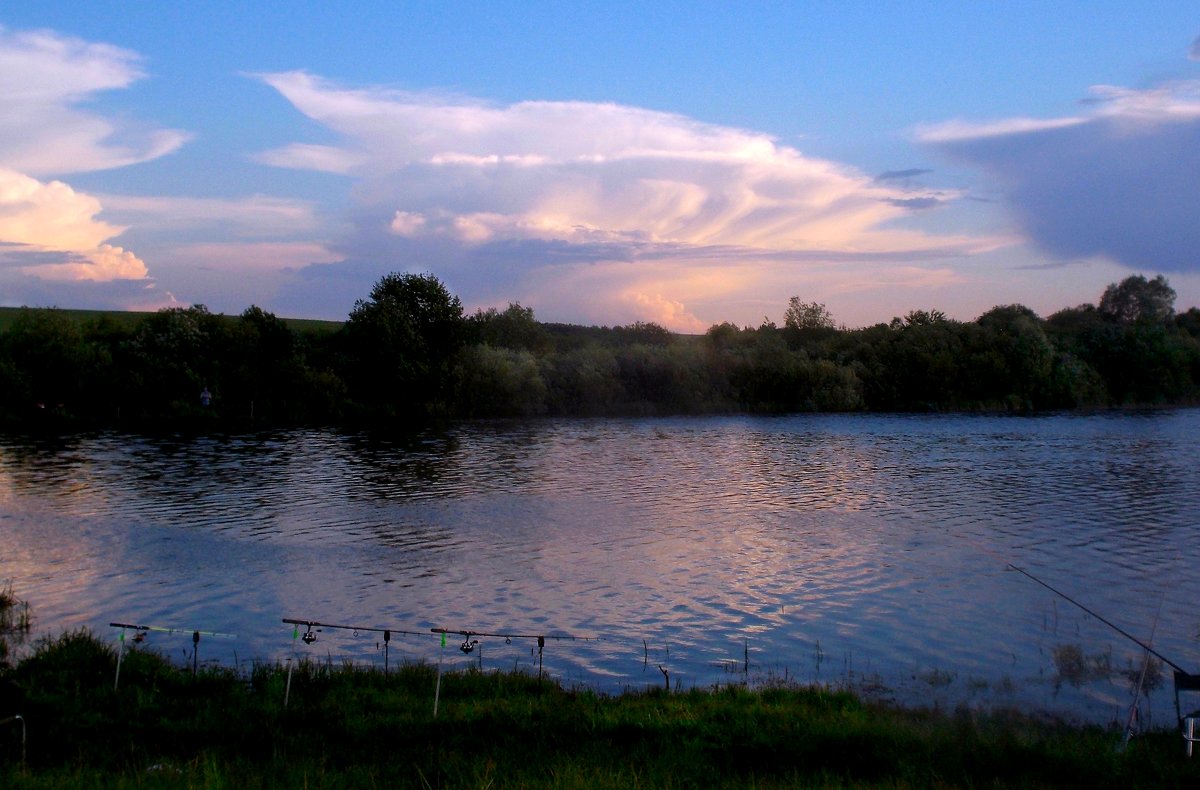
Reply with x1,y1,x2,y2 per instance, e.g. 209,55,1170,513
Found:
254,71,983,256
921,80,1200,272
253,71,1001,328
26,244,147,282
0,167,147,282
0,26,189,176
626,292,706,332
389,210,427,236
0,27,207,294
0,167,121,248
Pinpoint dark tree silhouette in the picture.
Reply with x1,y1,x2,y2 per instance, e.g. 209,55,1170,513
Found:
1098,274,1176,324
343,272,466,417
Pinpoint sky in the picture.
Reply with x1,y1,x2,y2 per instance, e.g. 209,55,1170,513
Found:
1,3,1199,332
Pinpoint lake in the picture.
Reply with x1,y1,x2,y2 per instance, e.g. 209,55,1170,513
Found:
2,411,1198,725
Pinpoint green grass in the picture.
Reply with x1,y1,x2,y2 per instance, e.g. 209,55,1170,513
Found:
0,306,151,333
1,631,1197,788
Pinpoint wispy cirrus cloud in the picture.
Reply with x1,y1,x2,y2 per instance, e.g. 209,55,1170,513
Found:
921,80,1200,273
254,71,996,328
0,26,189,176
97,194,322,237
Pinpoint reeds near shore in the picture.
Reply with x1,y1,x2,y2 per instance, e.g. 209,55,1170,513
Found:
0,630,1197,788
0,583,31,669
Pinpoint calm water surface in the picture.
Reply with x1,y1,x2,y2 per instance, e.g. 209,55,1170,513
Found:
2,411,1198,724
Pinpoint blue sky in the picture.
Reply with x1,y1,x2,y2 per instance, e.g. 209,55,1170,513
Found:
2,3,1199,330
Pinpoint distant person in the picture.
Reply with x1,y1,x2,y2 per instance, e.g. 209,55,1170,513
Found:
200,386,212,407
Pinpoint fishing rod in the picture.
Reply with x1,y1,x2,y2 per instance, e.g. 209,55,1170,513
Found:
109,621,237,688
283,617,430,674
110,621,237,639
1003,562,1188,674
430,627,595,650
947,533,1193,675
283,617,427,643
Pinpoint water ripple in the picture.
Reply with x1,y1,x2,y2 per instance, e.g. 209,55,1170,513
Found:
1,411,1199,722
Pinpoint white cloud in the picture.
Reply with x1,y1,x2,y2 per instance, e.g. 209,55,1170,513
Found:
170,241,341,273
255,143,367,175
0,27,189,175
389,210,427,236
626,291,706,333
0,167,122,249
923,80,1200,273
98,194,322,236
255,71,783,171
26,244,147,282
1086,82,1200,121
917,116,1085,142
256,71,980,256
0,167,147,282
253,71,1015,330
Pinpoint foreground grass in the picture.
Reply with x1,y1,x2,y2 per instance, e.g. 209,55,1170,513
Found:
0,632,1196,788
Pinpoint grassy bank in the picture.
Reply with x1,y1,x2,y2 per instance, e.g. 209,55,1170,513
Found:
0,632,1196,788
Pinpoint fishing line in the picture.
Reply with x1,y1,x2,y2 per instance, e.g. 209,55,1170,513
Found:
1001,561,1187,674
941,534,1191,675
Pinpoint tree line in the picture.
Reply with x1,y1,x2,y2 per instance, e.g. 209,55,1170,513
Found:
1,272,1197,427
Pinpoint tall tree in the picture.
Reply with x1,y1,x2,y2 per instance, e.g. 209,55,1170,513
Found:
0,308,89,413
1098,274,1175,324
471,302,548,352
130,305,228,414
783,298,835,331
343,272,466,416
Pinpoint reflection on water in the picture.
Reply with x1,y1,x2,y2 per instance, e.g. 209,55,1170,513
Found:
1,411,1199,724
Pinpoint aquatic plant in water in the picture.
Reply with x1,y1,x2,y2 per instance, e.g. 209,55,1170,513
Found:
0,582,31,668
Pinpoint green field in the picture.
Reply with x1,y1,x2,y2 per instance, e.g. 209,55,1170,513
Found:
0,306,343,335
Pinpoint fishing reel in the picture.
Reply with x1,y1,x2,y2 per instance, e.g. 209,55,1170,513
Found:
459,638,479,654
302,626,320,644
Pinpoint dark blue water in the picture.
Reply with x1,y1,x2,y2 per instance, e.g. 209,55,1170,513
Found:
2,411,1198,725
